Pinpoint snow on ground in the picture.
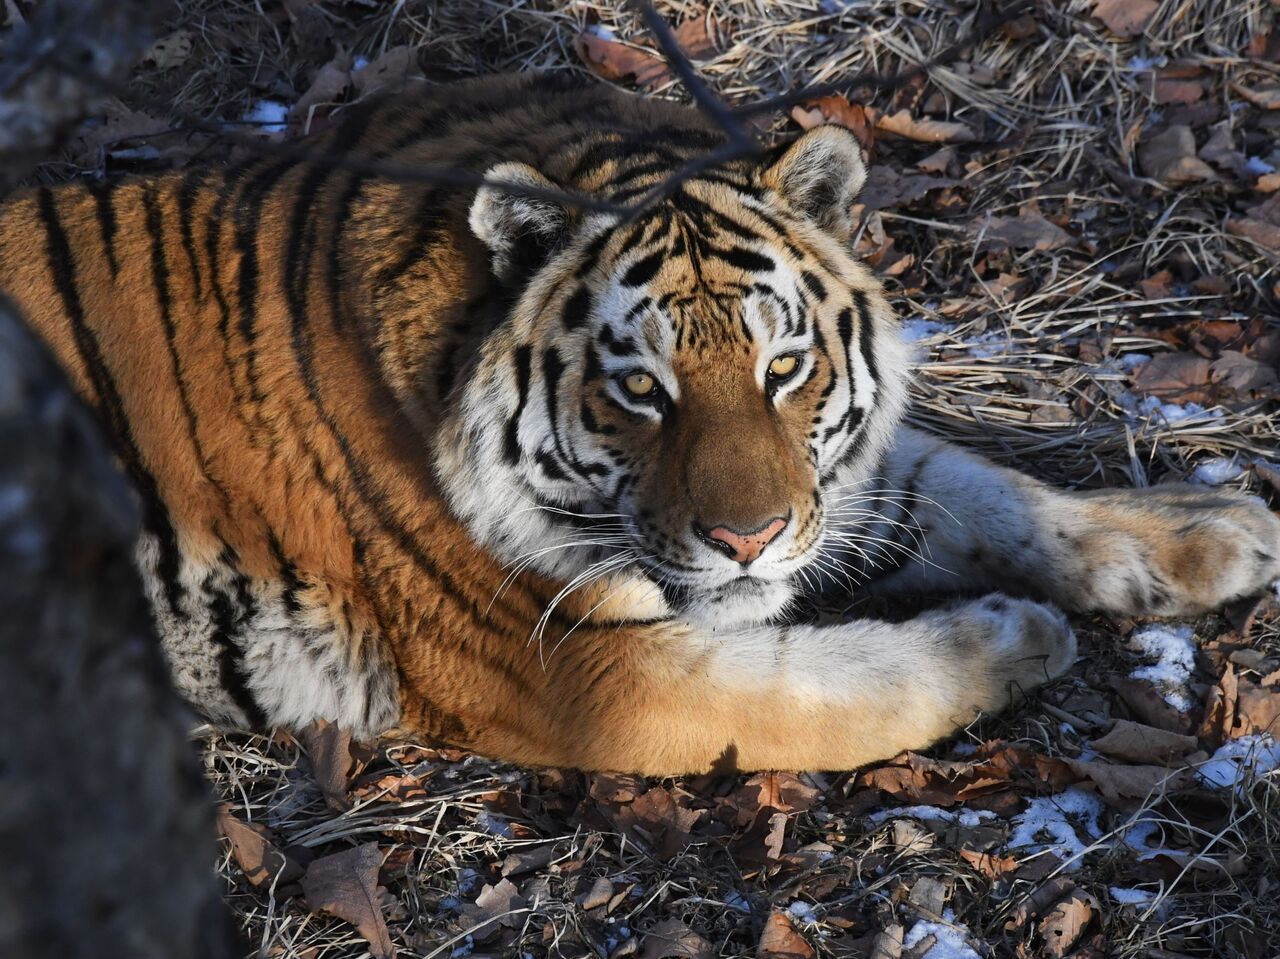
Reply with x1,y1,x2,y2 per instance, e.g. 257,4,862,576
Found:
1197,734,1280,791
899,318,952,343
903,910,982,959
1007,787,1105,867
1190,456,1245,485
1110,887,1156,905
866,804,996,828
1128,624,1196,712
1131,394,1218,425
243,99,289,133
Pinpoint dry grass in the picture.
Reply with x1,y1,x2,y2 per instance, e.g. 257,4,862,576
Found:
43,0,1280,955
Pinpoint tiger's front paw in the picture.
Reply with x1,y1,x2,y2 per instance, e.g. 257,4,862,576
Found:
950,594,1077,704
1133,488,1280,614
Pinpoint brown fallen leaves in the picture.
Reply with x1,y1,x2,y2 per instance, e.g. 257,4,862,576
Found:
302,844,396,959
1091,0,1158,39
576,18,725,91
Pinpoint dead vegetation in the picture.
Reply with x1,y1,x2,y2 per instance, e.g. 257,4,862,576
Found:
7,0,1280,955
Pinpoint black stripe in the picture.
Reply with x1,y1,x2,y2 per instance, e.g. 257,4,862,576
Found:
505,345,532,464
711,246,774,273
37,186,189,622
801,270,827,302
853,291,879,385
85,178,119,280
177,168,207,298
562,286,592,330
141,185,227,505
622,249,664,287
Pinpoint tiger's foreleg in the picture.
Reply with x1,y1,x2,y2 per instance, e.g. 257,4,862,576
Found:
831,427,1280,616
441,590,1075,775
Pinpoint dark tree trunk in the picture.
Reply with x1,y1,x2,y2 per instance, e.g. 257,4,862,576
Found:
0,299,239,958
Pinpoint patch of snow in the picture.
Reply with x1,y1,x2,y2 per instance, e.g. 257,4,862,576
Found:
962,331,1009,359
723,891,752,913
1128,624,1196,712
1130,394,1221,425
1126,55,1168,72
867,804,995,828
903,910,981,959
449,934,474,958
1197,734,1280,791
585,23,618,40
950,742,978,758
1190,457,1245,485
1110,886,1155,904
243,99,288,133
1118,352,1152,370
352,55,370,71
787,901,818,924
474,810,513,838
457,867,482,895
900,318,952,343
1008,787,1105,867
1246,155,1277,176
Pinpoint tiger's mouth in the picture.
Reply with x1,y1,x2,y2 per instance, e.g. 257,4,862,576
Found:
637,559,799,627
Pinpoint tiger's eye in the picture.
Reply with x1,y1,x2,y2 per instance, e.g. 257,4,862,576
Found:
622,372,656,397
768,354,800,379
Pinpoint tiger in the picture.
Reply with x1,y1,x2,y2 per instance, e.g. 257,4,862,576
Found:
1,73,1276,775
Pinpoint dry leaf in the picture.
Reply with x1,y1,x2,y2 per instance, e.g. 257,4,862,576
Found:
917,145,955,173
576,33,669,88
643,918,715,959
1211,350,1278,398
1233,84,1280,110
1091,720,1199,764
1129,351,1213,404
1091,0,1157,39
791,95,874,153
290,53,354,135
1111,676,1195,733
671,16,723,60
301,844,395,959
352,46,423,97
216,806,303,888
141,30,195,70
874,109,975,143
1138,269,1173,299
299,719,356,811
958,848,1020,880
1198,122,1246,177
972,213,1071,252
575,19,723,91
1064,758,1189,802
1039,889,1096,958
470,878,528,931
612,786,703,861
1152,78,1203,105
1138,126,1216,184
869,924,904,959
1227,216,1280,252
1233,675,1280,737
757,910,815,959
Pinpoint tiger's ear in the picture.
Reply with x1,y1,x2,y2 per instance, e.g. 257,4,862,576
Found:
469,161,570,283
761,125,867,241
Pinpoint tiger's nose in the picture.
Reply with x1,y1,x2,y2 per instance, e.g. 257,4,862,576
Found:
696,515,789,565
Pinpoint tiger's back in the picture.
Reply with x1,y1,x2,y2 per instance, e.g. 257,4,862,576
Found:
0,74,733,745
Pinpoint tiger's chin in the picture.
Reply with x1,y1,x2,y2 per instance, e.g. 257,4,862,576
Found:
673,576,796,630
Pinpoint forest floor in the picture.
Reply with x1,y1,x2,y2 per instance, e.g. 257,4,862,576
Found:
32,0,1280,955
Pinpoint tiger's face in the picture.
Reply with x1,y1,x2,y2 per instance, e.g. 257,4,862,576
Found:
451,126,910,627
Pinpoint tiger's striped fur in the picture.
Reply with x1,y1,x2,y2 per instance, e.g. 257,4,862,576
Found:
2,74,1277,774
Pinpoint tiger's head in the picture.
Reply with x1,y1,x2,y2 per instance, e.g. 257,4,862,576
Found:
440,125,910,627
